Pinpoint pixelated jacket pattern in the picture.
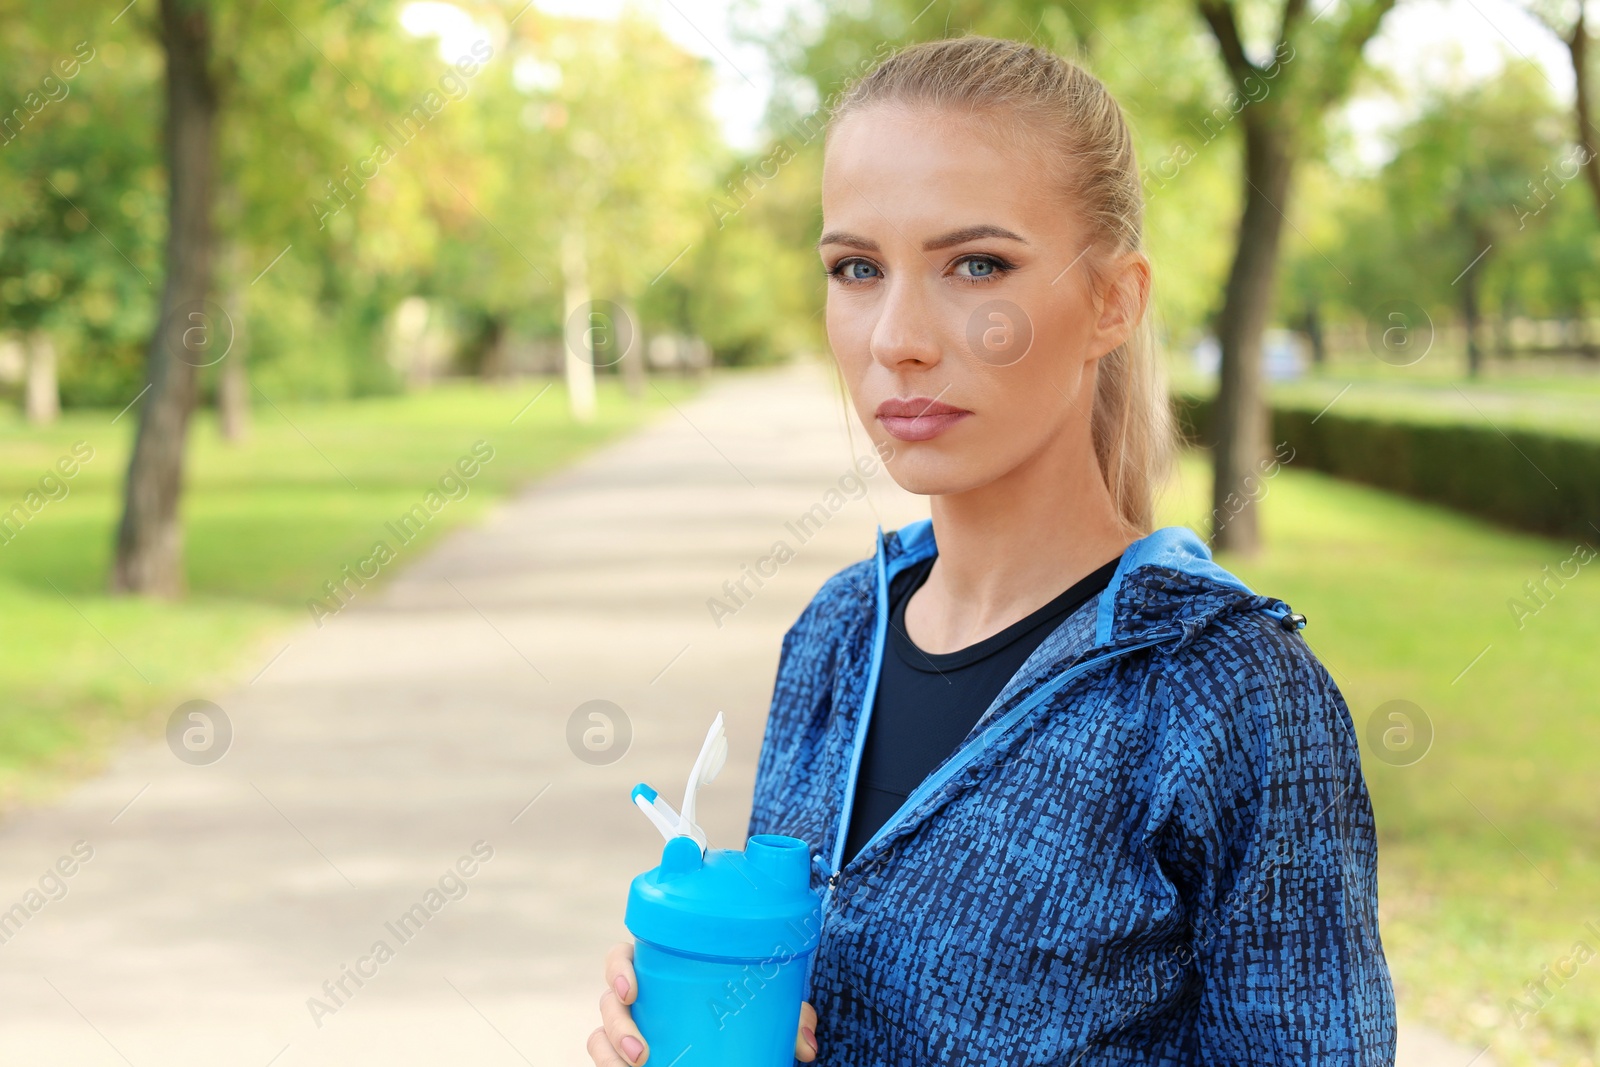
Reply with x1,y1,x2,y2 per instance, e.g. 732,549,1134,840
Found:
746,517,1396,1066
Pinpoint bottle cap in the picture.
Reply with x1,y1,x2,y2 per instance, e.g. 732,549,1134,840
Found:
625,834,823,961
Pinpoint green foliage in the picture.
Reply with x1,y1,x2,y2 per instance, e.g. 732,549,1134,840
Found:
674,143,829,365
1282,57,1597,335
416,8,730,366
1384,61,1568,297
1174,387,1600,542
0,15,162,398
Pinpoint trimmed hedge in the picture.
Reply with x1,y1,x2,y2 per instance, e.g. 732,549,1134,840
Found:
1173,391,1600,544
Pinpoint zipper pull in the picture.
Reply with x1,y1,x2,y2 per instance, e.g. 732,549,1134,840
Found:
812,850,841,890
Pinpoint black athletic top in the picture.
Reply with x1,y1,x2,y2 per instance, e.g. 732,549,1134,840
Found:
841,550,1125,865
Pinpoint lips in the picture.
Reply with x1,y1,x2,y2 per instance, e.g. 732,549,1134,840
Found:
875,396,972,442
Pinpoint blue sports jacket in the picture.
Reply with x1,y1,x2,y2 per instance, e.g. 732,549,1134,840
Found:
747,517,1396,1065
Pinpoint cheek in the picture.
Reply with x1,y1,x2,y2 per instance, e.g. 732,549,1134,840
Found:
975,370,1057,440
972,304,1089,435
825,300,869,376
1019,296,1092,380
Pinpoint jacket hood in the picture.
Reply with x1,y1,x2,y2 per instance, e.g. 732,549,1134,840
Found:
876,517,1305,655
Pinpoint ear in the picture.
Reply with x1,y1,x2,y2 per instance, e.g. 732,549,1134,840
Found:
1089,250,1151,360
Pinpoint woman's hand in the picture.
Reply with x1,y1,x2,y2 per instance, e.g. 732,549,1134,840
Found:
588,941,819,1064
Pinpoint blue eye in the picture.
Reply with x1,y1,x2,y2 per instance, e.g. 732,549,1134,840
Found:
825,255,1013,285
826,259,881,284
954,256,1010,282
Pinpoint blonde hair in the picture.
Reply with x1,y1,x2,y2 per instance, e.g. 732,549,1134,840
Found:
823,34,1175,537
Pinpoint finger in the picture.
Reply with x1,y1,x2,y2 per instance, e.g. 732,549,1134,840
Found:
599,986,649,1066
795,1000,818,1062
604,941,637,1005
586,1025,632,1067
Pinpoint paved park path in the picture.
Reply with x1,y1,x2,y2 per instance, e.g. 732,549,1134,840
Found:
0,361,1488,1065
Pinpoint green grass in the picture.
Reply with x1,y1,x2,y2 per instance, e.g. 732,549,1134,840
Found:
1267,377,1600,441
0,373,702,801
1165,347,1600,439
1162,452,1600,1066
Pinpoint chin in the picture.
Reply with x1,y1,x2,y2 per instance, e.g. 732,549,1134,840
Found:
878,448,992,497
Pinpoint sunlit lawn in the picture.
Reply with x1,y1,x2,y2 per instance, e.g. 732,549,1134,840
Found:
1167,347,1600,439
0,373,702,801
1163,451,1600,1066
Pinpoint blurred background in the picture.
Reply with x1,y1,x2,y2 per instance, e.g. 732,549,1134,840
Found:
1,0,1597,1064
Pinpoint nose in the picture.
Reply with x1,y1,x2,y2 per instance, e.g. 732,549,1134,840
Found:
869,274,943,370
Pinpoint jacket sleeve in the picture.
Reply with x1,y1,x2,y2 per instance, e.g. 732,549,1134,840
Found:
1148,616,1397,1065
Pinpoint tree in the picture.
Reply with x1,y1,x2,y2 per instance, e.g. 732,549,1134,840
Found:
109,0,449,593
111,0,217,596
428,8,723,409
1196,0,1397,554
1381,62,1570,373
1524,0,1600,222
0,5,161,414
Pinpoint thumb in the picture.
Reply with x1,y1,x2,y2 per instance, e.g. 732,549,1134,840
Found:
795,1001,819,1062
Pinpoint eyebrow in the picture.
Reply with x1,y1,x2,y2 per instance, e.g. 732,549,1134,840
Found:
815,224,1029,253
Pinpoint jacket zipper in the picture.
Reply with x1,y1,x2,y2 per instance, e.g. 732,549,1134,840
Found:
822,529,895,887
813,526,1173,913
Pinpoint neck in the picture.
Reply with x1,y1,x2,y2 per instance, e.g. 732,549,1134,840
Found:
917,421,1135,649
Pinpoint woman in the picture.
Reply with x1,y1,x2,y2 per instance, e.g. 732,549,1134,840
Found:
590,33,1395,1066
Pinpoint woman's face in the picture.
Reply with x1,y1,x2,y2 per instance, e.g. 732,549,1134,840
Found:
819,103,1148,496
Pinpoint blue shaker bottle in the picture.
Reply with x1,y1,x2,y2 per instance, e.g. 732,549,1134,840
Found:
624,714,823,1066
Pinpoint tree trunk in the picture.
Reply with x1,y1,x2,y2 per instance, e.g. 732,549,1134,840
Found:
1302,302,1326,367
1209,115,1294,556
24,332,60,424
620,301,645,400
391,297,432,387
479,314,509,381
219,245,250,442
1461,226,1489,379
1566,312,1597,361
1461,277,1482,379
112,0,216,597
218,330,250,440
561,225,597,423
1570,12,1600,223
1495,287,1514,360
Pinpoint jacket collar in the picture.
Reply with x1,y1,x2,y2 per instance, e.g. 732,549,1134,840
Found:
873,516,1297,657
813,517,1301,876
